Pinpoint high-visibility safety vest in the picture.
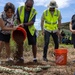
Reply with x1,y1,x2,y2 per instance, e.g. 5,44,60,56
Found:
43,8,60,31
18,6,37,36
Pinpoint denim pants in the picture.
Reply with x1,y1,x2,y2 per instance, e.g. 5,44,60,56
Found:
43,30,59,58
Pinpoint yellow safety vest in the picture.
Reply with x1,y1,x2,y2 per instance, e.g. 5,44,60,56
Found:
43,9,60,31
18,6,37,36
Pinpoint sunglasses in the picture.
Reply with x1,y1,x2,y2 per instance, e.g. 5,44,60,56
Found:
50,8,55,9
26,5,32,8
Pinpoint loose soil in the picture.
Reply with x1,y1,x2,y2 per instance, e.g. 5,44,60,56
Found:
0,45,75,75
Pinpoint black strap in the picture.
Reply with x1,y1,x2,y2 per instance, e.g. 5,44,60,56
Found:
2,14,11,25
1,13,16,25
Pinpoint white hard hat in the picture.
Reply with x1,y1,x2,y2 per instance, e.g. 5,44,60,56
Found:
48,0,58,8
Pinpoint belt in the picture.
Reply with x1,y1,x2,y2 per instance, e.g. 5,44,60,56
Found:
45,21,57,24
49,30,57,33
45,29,58,33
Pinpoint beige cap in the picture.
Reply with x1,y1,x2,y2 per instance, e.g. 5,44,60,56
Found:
48,0,58,8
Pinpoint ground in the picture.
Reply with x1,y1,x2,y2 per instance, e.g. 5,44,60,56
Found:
0,44,75,75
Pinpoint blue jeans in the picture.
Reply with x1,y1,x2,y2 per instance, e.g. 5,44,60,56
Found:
43,30,59,58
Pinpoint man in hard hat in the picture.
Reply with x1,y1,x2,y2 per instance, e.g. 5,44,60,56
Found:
41,0,62,62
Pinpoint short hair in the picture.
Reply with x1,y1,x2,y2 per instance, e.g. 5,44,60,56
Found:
25,0,34,4
4,2,15,12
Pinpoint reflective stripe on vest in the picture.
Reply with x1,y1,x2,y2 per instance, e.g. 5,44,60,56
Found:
45,21,57,24
18,6,37,36
44,9,60,31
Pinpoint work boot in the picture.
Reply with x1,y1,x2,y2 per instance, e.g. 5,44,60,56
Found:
43,57,48,62
5,58,14,65
15,57,24,64
33,58,37,63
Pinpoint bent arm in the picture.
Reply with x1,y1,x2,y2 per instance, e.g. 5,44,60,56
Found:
0,18,16,31
24,21,34,26
24,15,36,26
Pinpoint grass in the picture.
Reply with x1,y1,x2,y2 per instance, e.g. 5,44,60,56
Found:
59,43,73,48
10,33,73,53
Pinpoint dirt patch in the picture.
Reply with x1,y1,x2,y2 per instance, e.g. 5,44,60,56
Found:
0,46,75,75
